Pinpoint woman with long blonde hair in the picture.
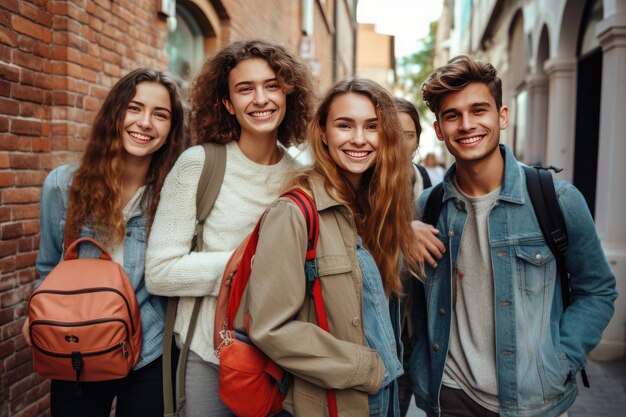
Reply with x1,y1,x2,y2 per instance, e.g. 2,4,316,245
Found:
237,78,423,416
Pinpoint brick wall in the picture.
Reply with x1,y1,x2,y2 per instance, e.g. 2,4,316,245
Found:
0,1,167,416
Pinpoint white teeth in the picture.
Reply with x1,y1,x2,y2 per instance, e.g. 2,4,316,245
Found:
458,136,481,144
345,151,368,158
129,132,152,141
250,110,273,117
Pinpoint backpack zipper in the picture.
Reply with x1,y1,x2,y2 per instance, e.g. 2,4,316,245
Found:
30,318,131,358
30,287,136,334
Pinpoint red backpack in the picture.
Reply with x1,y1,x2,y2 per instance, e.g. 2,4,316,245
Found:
213,189,338,417
28,237,142,382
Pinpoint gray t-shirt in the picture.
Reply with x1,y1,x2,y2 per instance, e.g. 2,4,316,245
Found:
442,177,501,412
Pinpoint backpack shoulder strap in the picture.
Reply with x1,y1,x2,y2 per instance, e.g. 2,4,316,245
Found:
422,182,444,227
521,164,588,386
415,163,432,189
522,165,569,301
163,142,227,417
194,142,227,250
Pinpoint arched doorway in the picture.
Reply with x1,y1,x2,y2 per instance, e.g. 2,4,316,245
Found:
166,0,220,81
573,0,603,217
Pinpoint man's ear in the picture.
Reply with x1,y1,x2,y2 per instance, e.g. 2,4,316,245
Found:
499,105,509,130
222,98,235,115
434,120,444,141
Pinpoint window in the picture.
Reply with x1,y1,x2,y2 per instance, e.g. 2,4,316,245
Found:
166,4,204,80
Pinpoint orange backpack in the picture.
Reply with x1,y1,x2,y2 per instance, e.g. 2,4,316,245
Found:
28,237,142,382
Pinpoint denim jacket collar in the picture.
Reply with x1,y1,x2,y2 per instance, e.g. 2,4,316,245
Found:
441,144,526,205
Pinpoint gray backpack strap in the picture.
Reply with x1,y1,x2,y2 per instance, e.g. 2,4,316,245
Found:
194,142,227,251
163,142,226,417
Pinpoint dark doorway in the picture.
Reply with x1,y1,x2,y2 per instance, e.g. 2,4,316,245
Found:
573,48,602,218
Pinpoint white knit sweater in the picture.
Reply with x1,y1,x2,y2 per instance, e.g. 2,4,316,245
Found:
145,141,296,363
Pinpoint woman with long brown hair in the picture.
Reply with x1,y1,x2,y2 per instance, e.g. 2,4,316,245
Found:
23,68,190,416
237,78,423,416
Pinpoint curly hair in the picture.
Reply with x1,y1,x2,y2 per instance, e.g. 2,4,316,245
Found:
65,68,190,245
289,78,423,296
188,39,315,147
421,55,502,117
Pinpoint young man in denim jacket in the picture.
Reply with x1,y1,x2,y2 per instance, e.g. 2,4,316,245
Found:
409,55,617,417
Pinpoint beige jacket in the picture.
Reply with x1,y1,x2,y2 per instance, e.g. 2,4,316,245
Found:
234,172,385,416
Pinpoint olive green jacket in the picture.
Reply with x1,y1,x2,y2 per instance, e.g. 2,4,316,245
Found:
234,172,384,416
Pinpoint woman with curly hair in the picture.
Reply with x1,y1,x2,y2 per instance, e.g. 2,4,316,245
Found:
234,78,423,416
23,68,190,417
145,40,315,416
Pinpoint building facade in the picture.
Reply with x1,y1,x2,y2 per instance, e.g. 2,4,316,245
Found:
437,0,625,361
356,23,395,91
0,1,357,416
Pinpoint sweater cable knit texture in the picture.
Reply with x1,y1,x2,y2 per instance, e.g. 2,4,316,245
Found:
145,141,295,363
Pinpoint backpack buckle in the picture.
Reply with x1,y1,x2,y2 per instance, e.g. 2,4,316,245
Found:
551,229,568,253
304,259,318,294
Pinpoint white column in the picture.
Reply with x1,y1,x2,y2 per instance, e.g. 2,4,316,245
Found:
543,58,577,181
590,12,626,361
524,74,548,165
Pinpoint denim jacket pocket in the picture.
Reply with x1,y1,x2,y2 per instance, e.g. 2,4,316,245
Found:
514,243,555,295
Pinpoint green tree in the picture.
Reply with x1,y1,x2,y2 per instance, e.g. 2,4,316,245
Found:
397,20,437,116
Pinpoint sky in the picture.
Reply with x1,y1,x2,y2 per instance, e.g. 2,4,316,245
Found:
357,0,443,58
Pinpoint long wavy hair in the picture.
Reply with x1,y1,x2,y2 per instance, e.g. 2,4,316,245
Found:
65,68,189,245
289,78,422,296
188,39,315,147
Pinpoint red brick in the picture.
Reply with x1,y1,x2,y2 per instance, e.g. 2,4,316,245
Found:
0,0,19,13
0,206,10,221
0,254,17,272
15,171,45,187
16,251,37,269
0,26,18,47
19,102,48,119
47,1,68,15
23,220,39,236
0,338,15,358
30,137,51,153
17,236,36,252
0,240,17,257
51,91,76,106
13,49,43,71
2,187,40,204
12,15,51,43
0,171,15,186
0,97,20,116
11,84,44,103
10,119,41,136
18,1,40,23
0,116,8,132
0,80,11,97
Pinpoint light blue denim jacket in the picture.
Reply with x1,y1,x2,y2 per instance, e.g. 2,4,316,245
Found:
409,145,617,417
36,164,167,370
357,236,403,417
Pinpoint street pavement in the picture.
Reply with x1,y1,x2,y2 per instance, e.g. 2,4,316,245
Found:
406,356,626,417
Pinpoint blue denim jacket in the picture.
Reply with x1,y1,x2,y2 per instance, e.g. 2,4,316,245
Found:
357,236,402,417
409,145,617,417
36,165,167,370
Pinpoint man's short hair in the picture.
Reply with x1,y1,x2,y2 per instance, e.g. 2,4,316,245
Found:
421,55,503,116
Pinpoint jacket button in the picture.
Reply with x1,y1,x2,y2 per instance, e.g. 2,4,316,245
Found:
535,252,542,262
126,231,131,237
352,318,360,327
447,231,454,238
438,308,445,315
455,203,462,211
433,343,440,351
